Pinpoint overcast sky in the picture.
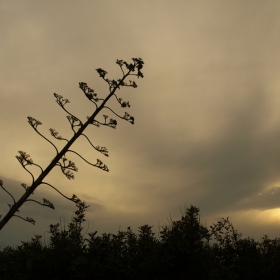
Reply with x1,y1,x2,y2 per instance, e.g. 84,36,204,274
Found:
1,0,280,247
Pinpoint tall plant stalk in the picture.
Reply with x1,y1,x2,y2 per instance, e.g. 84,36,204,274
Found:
0,58,144,231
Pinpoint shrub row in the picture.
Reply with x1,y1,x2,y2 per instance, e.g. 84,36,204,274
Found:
1,204,280,279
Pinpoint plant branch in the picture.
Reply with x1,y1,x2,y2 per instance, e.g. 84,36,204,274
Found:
40,182,80,203
54,94,83,133
13,215,35,225
49,128,69,142
16,151,36,184
0,180,16,205
26,198,55,209
27,117,59,154
56,156,78,180
103,106,135,124
87,116,118,129
81,133,109,156
67,150,109,172
79,82,104,108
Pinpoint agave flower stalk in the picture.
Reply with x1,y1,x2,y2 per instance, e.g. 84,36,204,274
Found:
0,58,144,231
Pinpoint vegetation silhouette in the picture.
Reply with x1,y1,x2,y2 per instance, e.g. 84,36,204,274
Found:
1,58,280,279
0,58,144,230
1,204,280,279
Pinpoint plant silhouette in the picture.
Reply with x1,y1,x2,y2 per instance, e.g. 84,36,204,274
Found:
1,204,279,279
0,58,144,231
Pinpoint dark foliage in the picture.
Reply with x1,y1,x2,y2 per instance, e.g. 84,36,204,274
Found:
1,204,280,280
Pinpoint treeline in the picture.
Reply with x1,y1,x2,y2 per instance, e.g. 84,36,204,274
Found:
1,203,280,280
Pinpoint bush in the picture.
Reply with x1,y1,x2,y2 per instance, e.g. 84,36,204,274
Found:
1,204,280,279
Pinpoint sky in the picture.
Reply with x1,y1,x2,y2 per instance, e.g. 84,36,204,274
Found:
1,0,280,247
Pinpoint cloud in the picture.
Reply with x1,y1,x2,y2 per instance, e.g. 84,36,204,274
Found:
2,0,280,246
